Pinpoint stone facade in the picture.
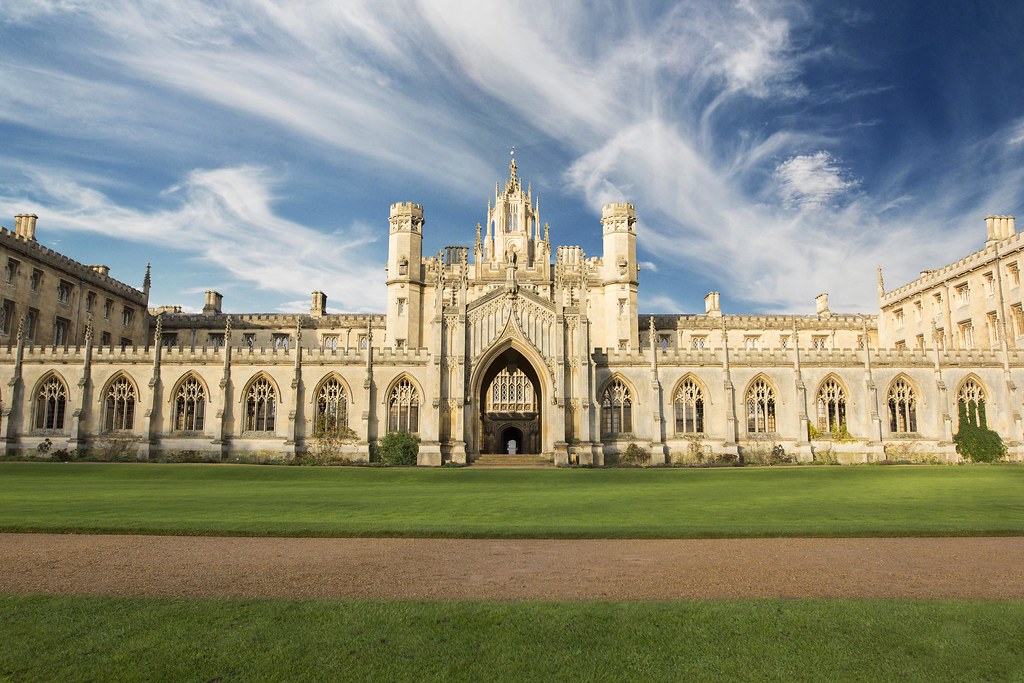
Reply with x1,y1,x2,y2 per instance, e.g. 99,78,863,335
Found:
1,161,1022,464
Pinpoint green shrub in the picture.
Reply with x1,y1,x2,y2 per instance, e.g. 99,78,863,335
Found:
954,400,1006,463
619,442,651,467
378,432,419,466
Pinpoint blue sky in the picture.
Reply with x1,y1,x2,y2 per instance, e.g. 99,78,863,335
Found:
1,1,1023,316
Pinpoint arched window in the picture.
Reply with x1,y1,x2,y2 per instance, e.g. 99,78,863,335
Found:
957,378,985,408
816,378,847,433
674,378,704,434
957,378,985,428
174,375,206,432
244,376,276,432
388,378,419,433
487,368,536,413
316,377,348,434
601,379,633,436
888,378,917,433
746,378,776,433
35,375,67,430
104,375,137,431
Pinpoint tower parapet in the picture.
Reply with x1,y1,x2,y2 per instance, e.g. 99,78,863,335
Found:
601,203,636,234
389,202,424,233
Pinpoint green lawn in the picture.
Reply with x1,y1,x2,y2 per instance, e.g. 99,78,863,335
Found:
1,595,1022,682
0,462,1022,538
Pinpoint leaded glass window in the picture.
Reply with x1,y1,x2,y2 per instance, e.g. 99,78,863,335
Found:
888,378,917,433
245,376,276,432
674,378,704,433
316,377,348,434
601,379,633,436
35,375,67,430
816,378,847,433
175,375,206,431
746,378,776,433
388,378,419,433
104,375,137,431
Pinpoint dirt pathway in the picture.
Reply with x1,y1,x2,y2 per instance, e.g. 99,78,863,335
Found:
2,534,1022,601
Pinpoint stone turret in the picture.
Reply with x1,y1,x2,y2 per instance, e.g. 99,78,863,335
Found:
386,202,424,348
600,202,639,350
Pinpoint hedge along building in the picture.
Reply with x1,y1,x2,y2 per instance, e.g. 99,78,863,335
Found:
1,160,1023,465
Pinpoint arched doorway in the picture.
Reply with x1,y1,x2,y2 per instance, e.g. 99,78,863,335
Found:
478,348,542,454
500,426,524,454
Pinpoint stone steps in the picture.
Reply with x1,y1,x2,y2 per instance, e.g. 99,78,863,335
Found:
472,454,555,468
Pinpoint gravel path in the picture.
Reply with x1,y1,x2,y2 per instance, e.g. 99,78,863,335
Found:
2,534,1022,601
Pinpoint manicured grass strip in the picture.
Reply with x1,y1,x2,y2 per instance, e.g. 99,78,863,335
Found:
0,463,1022,538
1,595,1022,682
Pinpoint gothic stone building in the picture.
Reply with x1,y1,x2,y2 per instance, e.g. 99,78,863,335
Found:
2,161,1023,465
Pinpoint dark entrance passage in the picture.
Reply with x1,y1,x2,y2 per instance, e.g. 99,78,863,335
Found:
479,348,542,454
500,426,524,454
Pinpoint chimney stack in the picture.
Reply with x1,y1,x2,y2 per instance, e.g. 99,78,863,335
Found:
203,290,223,315
704,291,721,317
13,214,38,241
311,291,327,317
986,215,1017,243
816,292,831,316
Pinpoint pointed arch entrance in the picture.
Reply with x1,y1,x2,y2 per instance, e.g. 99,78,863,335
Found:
476,348,543,454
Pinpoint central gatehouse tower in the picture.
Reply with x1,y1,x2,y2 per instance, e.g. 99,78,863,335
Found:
383,157,634,465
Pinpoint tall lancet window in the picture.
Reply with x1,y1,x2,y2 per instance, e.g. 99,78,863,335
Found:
746,378,776,433
674,379,705,434
388,378,419,434
887,379,917,433
816,379,847,433
104,375,137,431
245,376,277,433
601,379,633,436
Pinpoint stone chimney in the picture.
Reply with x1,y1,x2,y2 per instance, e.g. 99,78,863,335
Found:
311,291,327,317
816,292,831,317
986,215,1016,243
90,265,110,277
14,214,38,241
203,290,223,315
704,291,721,317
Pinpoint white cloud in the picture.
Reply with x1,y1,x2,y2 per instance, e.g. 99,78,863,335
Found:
0,165,385,311
774,151,858,209
639,261,658,273
2,0,1023,316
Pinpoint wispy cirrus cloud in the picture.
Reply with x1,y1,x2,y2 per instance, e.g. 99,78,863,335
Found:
0,165,385,312
1,0,1023,316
